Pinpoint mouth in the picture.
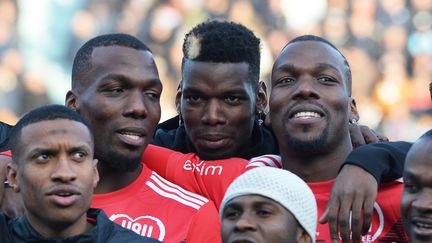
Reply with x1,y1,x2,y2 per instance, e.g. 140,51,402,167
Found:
117,128,147,147
411,217,432,239
195,134,230,151
229,236,258,243
46,187,81,207
288,108,324,125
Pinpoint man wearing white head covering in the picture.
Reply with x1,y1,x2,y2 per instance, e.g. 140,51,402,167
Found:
220,167,317,243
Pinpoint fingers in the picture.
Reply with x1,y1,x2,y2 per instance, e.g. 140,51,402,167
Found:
350,197,363,243
362,194,375,235
349,123,366,148
359,125,379,144
377,133,389,142
322,195,341,242
338,196,353,243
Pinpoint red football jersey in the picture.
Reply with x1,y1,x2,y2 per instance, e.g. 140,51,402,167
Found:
142,144,282,208
91,164,221,243
310,180,408,242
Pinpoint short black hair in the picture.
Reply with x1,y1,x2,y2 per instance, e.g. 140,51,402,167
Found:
71,33,152,91
9,105,93,162
283,35,352,96
181,20,261,89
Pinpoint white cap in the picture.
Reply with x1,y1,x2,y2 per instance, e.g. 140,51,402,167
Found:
220,167,317,242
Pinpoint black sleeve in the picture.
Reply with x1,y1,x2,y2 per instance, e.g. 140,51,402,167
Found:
0,122,13,152
342,141,413,184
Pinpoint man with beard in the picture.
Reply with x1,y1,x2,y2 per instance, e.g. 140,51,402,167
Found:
269,35,407,242
64,33,220,243
146,20,404,241
1,104,158,242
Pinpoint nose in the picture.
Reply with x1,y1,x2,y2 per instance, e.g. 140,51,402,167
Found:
123,90,148,119
201,99,226,125
51,155,77,182
412,189,432,213
234,213,257,232
292,76,320,100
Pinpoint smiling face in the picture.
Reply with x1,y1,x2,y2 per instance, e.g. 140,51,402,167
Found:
66,46,162,171
401,137,432,243
8,119,98,236
221,195,310,243
179,60,263,160
270,41,356,155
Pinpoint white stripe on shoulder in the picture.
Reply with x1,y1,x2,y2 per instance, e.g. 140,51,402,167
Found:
150,171,209,203
146,181,201,210
247,155,282,168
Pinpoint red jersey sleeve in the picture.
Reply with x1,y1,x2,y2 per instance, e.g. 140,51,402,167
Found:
186,200,221,243
0,150,11,157
142,145,247,208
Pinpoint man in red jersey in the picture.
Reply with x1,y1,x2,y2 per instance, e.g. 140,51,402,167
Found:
143,35,408,243
64,33,220,243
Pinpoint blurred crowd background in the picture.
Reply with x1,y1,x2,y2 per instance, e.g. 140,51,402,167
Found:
0,0,431,141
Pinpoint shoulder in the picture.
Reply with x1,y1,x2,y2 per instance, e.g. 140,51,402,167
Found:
146,170,210,210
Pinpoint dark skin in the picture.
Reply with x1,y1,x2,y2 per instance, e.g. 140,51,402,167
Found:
270,40,376,243
401,137,432,243
0,154,24,217
177,60,267,160
66,46,162,194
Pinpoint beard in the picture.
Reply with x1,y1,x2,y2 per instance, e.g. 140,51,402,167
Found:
284,124,330,156
101,150,141,172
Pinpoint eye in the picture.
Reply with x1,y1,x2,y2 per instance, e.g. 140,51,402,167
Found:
256,209,273,217
278,77,295,85
224,96,241,105
404,183,420,193
223,209,241,220
144,91,161,100
317,76,337,83
185,95,202,104
72,151,87,161
35,154,50,163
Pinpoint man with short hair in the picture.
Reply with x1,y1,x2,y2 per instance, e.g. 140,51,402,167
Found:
66,33,220,243
1,104,158,242
269,35,407,242
153,20,274,160
400,129,432,243
220,167,317,243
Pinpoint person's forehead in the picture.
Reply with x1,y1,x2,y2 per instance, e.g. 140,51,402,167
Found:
91,46,156,71
406,139,432,171
21,119,92,146
274,41,345,70
182,60,251,87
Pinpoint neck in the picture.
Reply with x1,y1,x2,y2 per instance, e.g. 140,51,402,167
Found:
280,137,353,182
27,212,93,238
94,162,143,194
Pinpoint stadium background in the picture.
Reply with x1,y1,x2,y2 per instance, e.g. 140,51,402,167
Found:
0,0,431,141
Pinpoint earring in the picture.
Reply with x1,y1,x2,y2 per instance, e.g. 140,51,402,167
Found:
258,111,266,126
350,118,358,125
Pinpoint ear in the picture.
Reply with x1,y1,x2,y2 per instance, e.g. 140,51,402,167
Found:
349,97,359,122
175,81,183,115
255,81,268,115
92,159,99,189
65,90,79,111
296,228,312,243
7,163,20,193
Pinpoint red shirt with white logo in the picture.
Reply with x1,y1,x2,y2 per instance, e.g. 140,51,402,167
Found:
310,180,408,242
91,164,221,243
142,145,282,208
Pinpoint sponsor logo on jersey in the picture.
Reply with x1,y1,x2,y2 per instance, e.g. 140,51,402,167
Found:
110,214,166,241
183,159,223,175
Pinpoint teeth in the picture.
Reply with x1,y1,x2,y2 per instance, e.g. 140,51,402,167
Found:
293,111,321,119
415,222,432,229
58,192,71,196
122,133,142,140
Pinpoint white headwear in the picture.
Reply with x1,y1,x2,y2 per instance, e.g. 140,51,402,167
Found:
220,167,317,242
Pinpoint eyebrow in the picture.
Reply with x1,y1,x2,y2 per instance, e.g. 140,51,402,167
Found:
99,74,162,87
275,62,341,74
